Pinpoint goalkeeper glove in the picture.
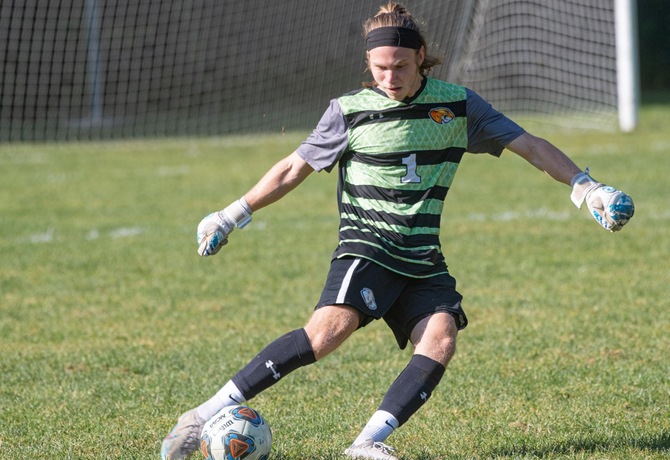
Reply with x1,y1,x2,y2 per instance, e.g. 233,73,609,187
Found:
196,197,252,256
570,168,634,232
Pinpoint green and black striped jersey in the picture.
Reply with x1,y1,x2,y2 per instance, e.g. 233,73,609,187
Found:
297,78,524,278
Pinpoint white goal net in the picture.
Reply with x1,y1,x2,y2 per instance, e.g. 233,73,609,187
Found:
0,0,630,141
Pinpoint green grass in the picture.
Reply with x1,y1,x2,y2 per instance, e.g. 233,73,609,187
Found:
1,105,669,459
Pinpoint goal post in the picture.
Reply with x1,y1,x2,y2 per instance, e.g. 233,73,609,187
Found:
440,0,639,132
615,0,640,132
0,0,639,141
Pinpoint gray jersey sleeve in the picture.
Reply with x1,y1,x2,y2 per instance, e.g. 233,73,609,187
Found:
295,99,348,173
466,88,525,156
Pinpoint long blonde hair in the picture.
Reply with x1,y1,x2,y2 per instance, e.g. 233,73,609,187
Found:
363,2,442,77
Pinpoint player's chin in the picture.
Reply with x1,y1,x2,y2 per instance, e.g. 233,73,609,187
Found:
383,87,405,100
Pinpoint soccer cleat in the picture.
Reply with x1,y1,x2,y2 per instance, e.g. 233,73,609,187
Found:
160,408,206,460
344,439,399,460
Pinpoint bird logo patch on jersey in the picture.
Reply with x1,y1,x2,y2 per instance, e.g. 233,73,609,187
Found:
360,288,378,311
429,107,455,125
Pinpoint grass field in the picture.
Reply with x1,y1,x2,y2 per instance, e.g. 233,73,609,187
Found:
1,104,669,459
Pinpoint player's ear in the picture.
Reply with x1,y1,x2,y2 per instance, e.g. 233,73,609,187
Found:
417,46,425,66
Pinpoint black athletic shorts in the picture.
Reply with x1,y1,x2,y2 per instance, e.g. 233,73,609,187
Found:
316,257,467,349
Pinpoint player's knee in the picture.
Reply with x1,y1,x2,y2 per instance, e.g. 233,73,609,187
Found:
411,313,458,364
304,324,351,360
304,305,361,360
440,334,457,362
426,334,456,367
302,331,329,360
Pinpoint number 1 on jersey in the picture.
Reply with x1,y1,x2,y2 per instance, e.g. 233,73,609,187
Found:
401,153,421,183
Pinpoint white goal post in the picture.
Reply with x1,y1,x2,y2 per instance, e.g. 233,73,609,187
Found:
437,0,640,132
615,0,640,132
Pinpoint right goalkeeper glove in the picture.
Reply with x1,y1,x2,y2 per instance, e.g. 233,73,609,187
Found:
196,197,252,256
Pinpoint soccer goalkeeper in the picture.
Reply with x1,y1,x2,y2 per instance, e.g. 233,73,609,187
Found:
161,2,634,459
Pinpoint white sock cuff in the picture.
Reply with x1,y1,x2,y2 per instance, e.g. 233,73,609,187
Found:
370,410,399,429
196,380,247,420
353,410,399,445
216,380,246,406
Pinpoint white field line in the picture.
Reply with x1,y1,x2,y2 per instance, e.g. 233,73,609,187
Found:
24,208,662,244
27,226,145,243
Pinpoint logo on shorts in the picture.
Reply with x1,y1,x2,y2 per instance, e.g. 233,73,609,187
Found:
360,288,377,311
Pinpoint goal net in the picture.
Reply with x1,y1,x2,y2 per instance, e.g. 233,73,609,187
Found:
0,0,626,141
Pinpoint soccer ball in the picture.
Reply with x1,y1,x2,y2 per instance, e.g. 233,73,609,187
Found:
200,405,272,460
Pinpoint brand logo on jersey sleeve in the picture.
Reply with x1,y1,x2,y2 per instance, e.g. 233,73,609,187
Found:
428,107,455,125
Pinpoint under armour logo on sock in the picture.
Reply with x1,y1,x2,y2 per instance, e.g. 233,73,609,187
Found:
266,360,281,380
420,391,428,401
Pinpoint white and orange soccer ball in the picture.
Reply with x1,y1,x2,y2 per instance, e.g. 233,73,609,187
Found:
200,405,272,460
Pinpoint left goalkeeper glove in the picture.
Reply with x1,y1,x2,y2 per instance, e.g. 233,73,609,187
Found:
570,168,634,232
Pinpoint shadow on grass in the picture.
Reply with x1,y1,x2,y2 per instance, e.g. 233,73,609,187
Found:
206,430,670,459
480,430,670,459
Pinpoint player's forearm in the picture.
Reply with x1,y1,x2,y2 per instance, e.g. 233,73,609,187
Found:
244,151,314,211
196,152,311,256
508,132,581,185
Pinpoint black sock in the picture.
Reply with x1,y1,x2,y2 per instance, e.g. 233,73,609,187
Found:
231,328,316,400
378,354,445,426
